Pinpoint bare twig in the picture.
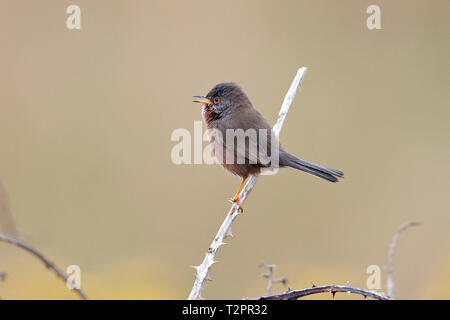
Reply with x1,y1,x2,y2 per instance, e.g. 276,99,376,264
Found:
248,283,390,300
260,262,288,295
0,233,89,300
386,221,420,298
188,67,308,300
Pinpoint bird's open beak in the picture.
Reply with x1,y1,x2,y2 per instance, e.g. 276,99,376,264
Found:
192,96,212,105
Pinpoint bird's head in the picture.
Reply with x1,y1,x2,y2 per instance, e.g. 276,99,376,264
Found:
193,82,251,118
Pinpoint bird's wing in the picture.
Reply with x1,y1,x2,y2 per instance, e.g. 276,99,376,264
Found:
212,108,279,167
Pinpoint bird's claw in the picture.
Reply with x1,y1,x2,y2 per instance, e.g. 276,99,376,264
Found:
229,198,243,213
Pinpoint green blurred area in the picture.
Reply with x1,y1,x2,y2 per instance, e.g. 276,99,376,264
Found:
0,0,449,299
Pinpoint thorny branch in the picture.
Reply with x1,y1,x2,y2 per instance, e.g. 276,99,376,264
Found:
188,67,308,300
386,221,420,299
0,233,89,300
248,283,390,300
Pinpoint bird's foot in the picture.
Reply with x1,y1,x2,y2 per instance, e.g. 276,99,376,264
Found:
229,197,243,213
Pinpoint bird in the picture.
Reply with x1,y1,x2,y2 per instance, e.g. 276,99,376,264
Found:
193,82,343,211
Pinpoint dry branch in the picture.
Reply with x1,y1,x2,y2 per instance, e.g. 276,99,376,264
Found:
188,67,308,300
386,221,420,298
248,284,390,300
0,233,88,300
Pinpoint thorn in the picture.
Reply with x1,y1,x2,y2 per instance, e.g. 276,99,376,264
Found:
225,228,234,238
311,282,316,288
206,276,212,281
328,283,337,298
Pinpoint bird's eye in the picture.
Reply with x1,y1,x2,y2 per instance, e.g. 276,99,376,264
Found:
213,97,221,104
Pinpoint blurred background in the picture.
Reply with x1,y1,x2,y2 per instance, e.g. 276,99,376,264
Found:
0,0,449,299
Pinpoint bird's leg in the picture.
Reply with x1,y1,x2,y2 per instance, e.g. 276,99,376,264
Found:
229,177,247,213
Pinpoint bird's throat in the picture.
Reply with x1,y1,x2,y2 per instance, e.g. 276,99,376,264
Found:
201,104,220,125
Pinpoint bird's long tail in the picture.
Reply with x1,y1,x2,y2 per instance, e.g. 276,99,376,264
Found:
279,151,344,183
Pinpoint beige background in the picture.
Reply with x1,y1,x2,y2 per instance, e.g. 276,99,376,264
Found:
0,0,449,299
